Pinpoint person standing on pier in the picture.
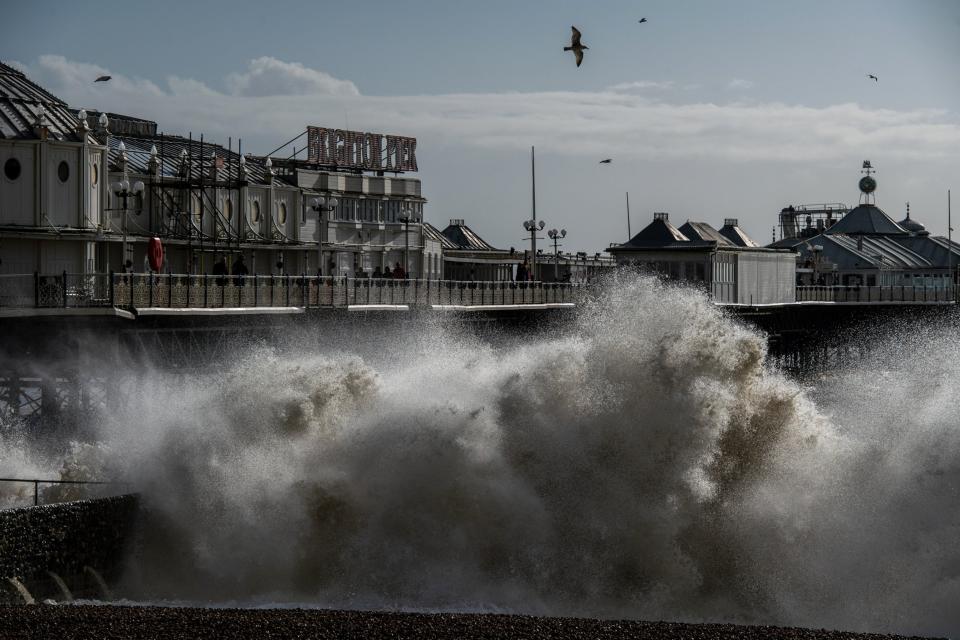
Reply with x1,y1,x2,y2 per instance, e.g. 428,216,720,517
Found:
392,262,406,279
516,262,529,282
232,254,248,286
212,256,227,287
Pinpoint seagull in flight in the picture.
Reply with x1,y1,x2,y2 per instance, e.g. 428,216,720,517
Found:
94,75,111,83
638,17,648,23
599,158,612,164
564,26,588,67
867,74,878,82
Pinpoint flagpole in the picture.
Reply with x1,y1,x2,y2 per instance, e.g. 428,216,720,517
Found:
626,191,632,238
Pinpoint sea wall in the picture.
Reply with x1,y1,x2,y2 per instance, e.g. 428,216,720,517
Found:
0,494,139,601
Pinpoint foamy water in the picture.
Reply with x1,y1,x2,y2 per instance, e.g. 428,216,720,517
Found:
5,274,959,636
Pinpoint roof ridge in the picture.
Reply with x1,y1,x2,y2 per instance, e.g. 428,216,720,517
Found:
0,60,69,107
0,61,26,77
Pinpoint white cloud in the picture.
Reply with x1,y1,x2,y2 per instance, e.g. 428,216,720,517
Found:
167,76,220,98
224,57,359,97
727,78,755,90
18,55,960,168
606,80,676,92
31,54,165,102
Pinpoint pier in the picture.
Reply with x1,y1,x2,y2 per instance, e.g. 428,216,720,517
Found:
0,272,579,316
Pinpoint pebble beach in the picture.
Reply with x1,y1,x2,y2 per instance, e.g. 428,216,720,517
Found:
0,605,942,640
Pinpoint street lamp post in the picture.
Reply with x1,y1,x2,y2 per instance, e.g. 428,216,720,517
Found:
547,228,567,281
522,219,545,281
111,142,145,271
311,196,339,276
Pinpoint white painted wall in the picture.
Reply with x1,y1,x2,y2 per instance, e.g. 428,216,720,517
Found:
48,145,79,227
0,142,36,226
40,239,83,274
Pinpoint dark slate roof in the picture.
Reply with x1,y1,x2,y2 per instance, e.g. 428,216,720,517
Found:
616,216,698,248
767,236,805,250
0,61,87,141
441,220,498,250
422,222,457,249
895,235,960,268
719,221,759,247
796,232,960,270
824,204,908,236
824,234,931,269
678,221,733,246
107,134,272,184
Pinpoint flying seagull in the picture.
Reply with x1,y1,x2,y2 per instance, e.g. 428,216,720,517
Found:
638,17,648,23
94,75,111,83
867,74,878,82
564,26,588,67
599,158,612,164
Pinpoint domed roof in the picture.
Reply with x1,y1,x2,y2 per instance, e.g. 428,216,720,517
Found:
898,206,929,235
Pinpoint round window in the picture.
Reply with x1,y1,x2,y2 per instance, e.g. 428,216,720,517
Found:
4,157,21,181
278,202,287,224
251,200,261,222
91,162,98,186
57,160,70,183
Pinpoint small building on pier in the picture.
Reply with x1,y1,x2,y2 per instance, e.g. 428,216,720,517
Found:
770,162,960,289
607,212,796,304
425,219,519,281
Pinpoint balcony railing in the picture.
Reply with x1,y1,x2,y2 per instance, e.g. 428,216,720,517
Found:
0,273,581,311
795,285,956,304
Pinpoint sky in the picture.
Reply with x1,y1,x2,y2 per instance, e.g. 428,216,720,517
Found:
3,0,960,251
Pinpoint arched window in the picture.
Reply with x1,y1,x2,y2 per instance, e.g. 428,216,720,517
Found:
224,198,233,221
192,194,202,223
57,161,70,183
251,199,261,222
90,162,98,186
278,202,287,224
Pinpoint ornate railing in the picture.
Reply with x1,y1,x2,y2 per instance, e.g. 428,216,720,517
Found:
0,273,581,311
796,285,956,304
0,273,113,309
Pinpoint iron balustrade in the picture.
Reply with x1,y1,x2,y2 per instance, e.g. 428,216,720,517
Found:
795,285,956,304
5,275,958,310
0,273,582,310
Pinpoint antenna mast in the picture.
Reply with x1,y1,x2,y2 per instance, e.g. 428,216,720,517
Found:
626,191,631,238
531,146,537,281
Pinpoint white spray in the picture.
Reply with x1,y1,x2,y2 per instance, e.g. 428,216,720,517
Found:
14,275,960,635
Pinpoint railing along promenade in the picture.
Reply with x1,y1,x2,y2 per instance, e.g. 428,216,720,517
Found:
796,285,956,304
0,273,580,311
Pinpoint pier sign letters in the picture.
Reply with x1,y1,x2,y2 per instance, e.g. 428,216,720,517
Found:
307,127,418,173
